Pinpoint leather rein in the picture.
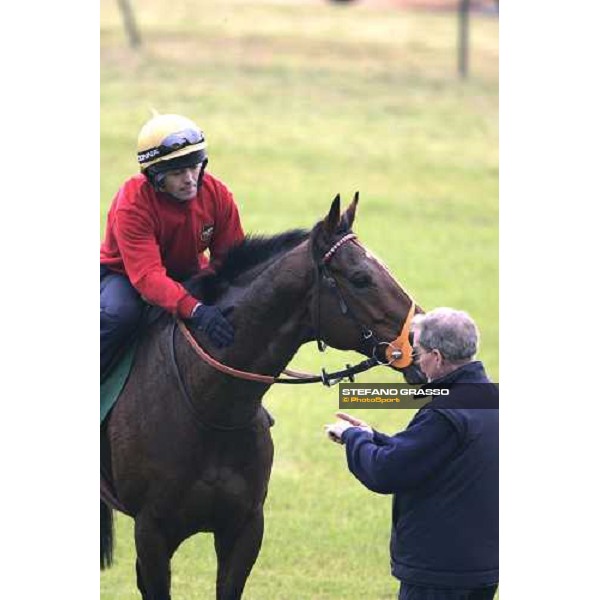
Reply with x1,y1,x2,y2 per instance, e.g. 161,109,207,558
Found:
174,233,416,387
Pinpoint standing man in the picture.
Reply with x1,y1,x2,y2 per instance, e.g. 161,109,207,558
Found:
100,112,244,380
326,308,499,600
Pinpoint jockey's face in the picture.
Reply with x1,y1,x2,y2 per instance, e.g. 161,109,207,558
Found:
161,164,202,202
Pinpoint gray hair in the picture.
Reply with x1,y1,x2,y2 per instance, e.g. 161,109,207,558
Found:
412,307,479,363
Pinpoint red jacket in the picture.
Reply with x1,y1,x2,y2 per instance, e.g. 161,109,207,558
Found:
100,172,244,317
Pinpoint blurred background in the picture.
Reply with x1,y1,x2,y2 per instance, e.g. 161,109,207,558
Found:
101,0,498,597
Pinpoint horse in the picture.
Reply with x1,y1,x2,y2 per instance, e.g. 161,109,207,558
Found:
100,193,421,600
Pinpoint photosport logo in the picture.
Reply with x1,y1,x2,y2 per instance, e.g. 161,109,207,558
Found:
338,383,499,410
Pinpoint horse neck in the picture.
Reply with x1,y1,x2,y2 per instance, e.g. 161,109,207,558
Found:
222,239,314,374
174,240,314,426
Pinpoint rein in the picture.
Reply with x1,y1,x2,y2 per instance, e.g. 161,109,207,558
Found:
169,321,264,431
175,233,416,387
176,318,379,386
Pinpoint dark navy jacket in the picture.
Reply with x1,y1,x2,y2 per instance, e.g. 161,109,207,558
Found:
342,361,499,588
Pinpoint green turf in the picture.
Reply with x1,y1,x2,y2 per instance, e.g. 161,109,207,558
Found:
101,1,498,597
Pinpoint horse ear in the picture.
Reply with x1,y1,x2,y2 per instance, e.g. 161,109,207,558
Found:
324,194,341,235
342,191,359,230
310,194,342,259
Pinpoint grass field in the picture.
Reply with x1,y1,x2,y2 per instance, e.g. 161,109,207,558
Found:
101,0,498,597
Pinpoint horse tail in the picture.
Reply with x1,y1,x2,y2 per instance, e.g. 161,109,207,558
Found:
100,500,114,570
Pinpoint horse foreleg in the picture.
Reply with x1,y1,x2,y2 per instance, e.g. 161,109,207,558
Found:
213,508,264,600
134,515,173,600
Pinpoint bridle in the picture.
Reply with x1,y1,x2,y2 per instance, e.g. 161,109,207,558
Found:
314,234,375,354
172,232,416,388
313,233,416,371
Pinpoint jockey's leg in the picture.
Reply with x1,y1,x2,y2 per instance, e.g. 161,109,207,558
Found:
100,266,144,380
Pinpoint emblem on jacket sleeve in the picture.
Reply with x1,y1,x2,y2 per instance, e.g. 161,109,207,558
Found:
200,223,215,243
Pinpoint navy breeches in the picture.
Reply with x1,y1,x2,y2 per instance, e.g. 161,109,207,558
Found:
100,265,145,380
398,584,498,600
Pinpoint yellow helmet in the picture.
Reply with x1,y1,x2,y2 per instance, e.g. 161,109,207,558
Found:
136,113,207,171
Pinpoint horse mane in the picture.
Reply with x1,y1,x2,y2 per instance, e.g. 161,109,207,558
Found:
185,228,309,303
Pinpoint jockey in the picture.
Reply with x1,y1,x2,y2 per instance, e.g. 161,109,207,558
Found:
100,112,244,380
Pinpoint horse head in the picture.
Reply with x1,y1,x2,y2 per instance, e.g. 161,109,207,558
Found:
308,193,424,380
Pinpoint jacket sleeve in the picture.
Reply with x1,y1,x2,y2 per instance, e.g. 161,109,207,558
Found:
114,205,198,317
208,182,245,270
340,410,460,494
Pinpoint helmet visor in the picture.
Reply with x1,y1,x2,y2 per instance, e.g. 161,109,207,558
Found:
137,128,205,165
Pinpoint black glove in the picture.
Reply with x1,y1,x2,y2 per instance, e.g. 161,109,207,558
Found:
189,304,235,348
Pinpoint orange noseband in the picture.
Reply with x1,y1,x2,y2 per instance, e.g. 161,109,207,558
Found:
384,300,417,369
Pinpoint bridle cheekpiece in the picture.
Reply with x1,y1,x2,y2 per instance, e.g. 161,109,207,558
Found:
317,232,416,370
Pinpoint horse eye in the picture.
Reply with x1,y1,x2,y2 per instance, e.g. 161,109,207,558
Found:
350,274,372,288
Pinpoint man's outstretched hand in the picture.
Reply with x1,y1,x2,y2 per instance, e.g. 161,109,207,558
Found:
325,412,372,445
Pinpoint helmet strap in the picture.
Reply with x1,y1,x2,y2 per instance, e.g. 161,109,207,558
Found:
197,158,209,191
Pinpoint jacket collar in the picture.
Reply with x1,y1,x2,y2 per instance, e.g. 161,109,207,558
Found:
427,360,490,386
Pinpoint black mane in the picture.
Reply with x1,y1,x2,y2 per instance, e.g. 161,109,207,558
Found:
185,229,309,303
